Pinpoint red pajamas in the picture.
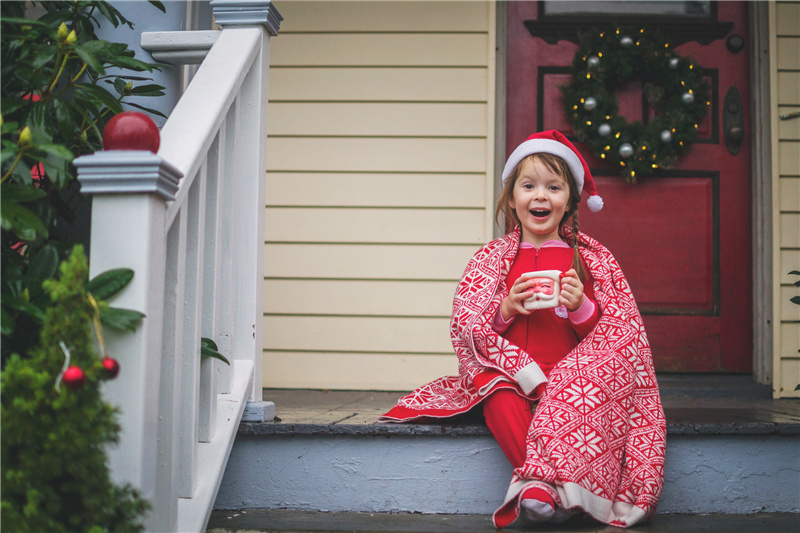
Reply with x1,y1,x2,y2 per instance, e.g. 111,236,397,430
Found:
484,240,599,468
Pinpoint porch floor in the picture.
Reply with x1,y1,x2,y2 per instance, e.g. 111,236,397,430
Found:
244,374,800,437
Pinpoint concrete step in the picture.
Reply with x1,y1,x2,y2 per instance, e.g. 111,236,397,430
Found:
206,510,800,533
213,378,799,517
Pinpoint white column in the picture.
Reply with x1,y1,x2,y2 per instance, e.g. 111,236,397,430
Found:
75,150,182,532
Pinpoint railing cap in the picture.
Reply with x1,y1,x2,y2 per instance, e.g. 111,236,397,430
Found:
74,150,182,201
210,0,283,35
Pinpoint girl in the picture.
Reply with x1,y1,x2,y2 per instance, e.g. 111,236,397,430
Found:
380,131,666,529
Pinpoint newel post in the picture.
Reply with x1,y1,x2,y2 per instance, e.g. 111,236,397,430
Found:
74,113,181,531
210,0,282,422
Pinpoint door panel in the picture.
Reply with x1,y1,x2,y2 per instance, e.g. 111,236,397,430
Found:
507,1,752,372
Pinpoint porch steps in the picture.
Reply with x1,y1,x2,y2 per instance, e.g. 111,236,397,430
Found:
212,377,799,520
206,509,800,533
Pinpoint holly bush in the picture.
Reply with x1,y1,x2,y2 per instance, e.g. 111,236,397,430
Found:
1,246,150,532
1,0,165,363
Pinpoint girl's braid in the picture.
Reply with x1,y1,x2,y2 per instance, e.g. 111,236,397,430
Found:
571,206,587,281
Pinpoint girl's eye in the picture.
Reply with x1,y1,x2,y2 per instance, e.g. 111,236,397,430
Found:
549,185,561,191
523,183,533,190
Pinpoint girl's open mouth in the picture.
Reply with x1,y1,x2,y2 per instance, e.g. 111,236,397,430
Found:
530,208,551,218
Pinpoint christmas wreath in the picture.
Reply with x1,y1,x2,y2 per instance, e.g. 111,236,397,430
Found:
560,26,710,182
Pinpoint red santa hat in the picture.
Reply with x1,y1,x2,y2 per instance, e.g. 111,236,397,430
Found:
501,130,604,213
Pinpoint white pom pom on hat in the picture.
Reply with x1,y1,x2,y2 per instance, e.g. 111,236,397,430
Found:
502,130,604,212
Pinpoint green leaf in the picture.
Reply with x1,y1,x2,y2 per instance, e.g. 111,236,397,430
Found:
791,296,800,306
73,43,106,75
36,143,74,161
1,307,14,335
28,244,59,282
53,98,76,138
200,337,230,365
87,268,134,300
796,384,800,391
148,1,167,13
99,306,145,332
0,200,48,240
128,84,165,97
74,84,123,114
124,101,167,119
1,183,46,202
110,55,155,72
1,293,45,322
789,270,800,276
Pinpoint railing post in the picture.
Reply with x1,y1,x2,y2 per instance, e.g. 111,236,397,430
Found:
74,117,182,532
210,0,281,422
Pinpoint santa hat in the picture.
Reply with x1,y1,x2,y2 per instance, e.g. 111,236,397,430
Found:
501,130,604,213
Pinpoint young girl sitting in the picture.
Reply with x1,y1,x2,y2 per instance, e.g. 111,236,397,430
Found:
380,131,666,528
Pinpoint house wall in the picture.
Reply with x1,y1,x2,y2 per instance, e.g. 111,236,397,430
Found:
262,1,497,390
772,1,800,398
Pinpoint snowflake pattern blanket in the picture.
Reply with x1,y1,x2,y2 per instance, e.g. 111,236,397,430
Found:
379,228,666,528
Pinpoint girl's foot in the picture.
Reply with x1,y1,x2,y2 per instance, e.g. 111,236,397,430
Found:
518,487,555,523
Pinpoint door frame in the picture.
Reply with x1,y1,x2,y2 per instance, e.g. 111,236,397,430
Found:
491,0,774,384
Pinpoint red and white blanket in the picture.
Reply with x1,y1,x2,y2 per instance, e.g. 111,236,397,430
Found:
379,228,666,528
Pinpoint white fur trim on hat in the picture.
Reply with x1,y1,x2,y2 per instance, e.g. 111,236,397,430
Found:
501,138,585,194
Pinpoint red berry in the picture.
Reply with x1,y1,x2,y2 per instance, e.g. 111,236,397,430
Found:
102,357,120,379
63,366,86,389
102,111,160,153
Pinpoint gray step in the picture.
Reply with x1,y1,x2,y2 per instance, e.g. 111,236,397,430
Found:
213,380,799,517
206,510,800,533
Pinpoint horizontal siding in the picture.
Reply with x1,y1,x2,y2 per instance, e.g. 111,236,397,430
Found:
775,2,800,398
779,110,800,139
779,177,800,211
264,208,486,244
268,103,488,137
781,250,800,283
271,34,488,67
778,72,800,103
265,173,486,208
266,137,488,173
263,352,458,390
779,359,800,398
263,316,453,353
262,1,494,389
780,213,800,247
263,279,455,316
779,140,800,175
278,1,488,33
264,243,476,280
269,68,489,102
781,323,800,358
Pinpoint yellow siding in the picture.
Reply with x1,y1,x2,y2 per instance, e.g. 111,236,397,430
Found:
263,1,495,389
773,1,800,398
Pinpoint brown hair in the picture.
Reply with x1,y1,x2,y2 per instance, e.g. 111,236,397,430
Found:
495,152,587,280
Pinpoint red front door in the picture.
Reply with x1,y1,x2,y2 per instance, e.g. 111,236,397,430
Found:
506,2,752,372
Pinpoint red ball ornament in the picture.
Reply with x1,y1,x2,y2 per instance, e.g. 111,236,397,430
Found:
63,366,86,389
102,357,120,379
102,111,160,153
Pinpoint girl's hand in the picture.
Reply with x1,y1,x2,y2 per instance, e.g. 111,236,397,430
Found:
500,276,538,320
559,269,585,312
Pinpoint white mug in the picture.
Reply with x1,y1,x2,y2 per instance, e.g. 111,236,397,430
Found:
521,270,562,310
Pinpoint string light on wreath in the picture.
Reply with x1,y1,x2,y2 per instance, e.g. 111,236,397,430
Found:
560,25,710,182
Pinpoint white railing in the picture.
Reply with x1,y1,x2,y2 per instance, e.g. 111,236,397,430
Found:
74,2,281,531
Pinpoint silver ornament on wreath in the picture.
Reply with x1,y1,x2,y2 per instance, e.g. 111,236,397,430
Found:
619,143,634,158
681,92,695,104
583,97,597,111
598,124,612,137
620,36,634,47
660,130,673,143
587,55,600,68
669,57,680,69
